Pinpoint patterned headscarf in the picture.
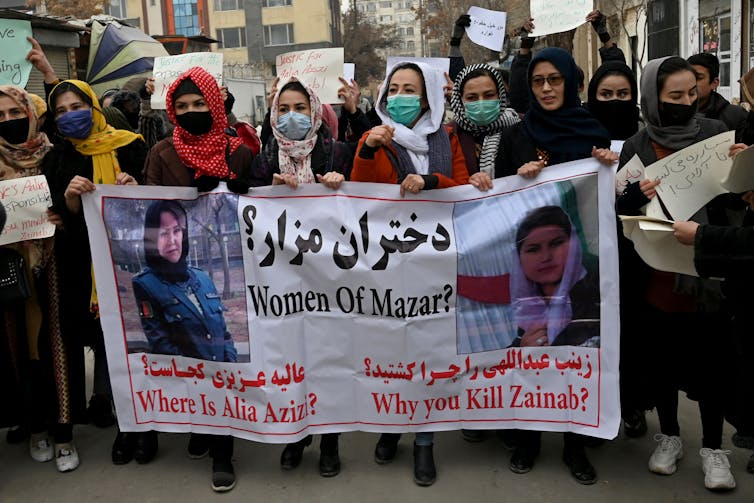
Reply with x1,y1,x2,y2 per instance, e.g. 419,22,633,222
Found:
49,80,143,184
270,78,324,185
166,67,242,179
0,85,51,177
450,64,521,176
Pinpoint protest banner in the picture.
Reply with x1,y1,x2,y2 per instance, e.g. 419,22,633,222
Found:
151,52,223,109
722,143,754,193
529,0,592,37
275,48,344,103
0,19,32,87
615,154,644,196
644,131,734,221
0,175,54,246
386,56,450,78
465,6,507,51
83,160,620,442
620,216,697,277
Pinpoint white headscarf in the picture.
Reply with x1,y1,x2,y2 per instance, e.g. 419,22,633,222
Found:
375,61,447,175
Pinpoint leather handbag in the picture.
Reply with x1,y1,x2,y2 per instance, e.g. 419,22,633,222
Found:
0,248,32,302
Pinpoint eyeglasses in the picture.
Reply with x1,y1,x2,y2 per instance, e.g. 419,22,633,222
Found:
531,74,564,88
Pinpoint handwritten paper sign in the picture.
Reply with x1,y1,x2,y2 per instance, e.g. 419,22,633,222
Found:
151,52,223,109
0,19,32,88
0,175,54,246
644,131,734,221
275,48,344,104
721,144,754,192
616,154,645,196
529,0,592,37
465,6,507,51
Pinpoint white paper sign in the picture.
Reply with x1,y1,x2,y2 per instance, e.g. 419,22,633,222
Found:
529,0,592,37
343,63,355,83
465,6,507,51
151,52,224,109
616,154,645,196
644,131,734,221
721,144,754,193
621,217,698,277
275,48,345,103
386,56,450,77
0,175,54,246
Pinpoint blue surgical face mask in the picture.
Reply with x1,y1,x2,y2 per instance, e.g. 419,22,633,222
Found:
386,94,422,126
277,111,312,140
464,99,501,126
56,109,93,139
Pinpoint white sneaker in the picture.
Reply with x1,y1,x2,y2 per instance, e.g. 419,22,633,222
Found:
700,448,736,491
55,442,80,473
29,433,53,462
648,434,683,474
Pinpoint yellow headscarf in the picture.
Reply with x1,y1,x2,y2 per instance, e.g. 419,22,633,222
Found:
49,80,143,184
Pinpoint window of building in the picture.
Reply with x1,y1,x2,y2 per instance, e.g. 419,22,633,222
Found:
264,23,294,46
397,28,404,36
379,1,391,7
107,0,126,18
214,0,242,10
367,2,376,12
406,27,414,36
700,2,731,88
264,0,291,6
380,15,392,22
172,0,200,36
406,40,415,50
216,27,246,48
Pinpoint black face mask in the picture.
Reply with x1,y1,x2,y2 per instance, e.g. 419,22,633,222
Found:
659,101,698,127
589,99,639,140
124,111,140,130
176,111,213,135
0,117,30,145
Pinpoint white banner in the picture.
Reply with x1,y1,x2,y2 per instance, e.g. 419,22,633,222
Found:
0,175,54,245
151,52,224,109
83,160,620,442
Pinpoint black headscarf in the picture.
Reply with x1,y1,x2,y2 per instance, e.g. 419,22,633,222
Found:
587,61,640,140
143,200,190,282
522,48,610,165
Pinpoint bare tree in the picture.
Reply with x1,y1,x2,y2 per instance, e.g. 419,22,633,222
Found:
190,195,235,300
607,0,648,70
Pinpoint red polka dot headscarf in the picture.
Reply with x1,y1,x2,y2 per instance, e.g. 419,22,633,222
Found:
166,67,242,179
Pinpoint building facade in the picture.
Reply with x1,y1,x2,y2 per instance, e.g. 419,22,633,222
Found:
352,0,425,58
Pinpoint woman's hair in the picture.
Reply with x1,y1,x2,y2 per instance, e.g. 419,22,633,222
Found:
460,67,497,94
111,90,141,113
143,200,189,271
381,62,428,105
657,56,696,93
49,82,93,111
99,88,119,104
279,80,310,101
515,206,572,253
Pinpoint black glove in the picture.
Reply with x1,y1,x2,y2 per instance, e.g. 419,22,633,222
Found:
226,178,250,194
194,175,221,192
590,11,611,43
450,14,471,46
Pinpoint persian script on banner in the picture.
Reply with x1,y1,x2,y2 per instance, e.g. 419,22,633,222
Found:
83,161,620,442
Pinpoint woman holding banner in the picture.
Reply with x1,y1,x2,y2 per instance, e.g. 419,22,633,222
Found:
616,56,738,492
0,85,80,472
351,60,469,487
249,77,353,479
493,47,612,486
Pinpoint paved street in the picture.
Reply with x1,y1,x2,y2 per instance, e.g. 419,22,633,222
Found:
0,393,751,502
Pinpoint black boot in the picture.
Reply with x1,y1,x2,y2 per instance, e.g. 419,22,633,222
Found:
510,445,539,474
134,431,158,464
319,434,340,477
280,435,312,470
211,457,236,492
413,443,436,486
111,430,136,465
563,446,597,485
374,433,401,464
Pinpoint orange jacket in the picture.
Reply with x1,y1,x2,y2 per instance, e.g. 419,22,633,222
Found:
351,125,470,187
